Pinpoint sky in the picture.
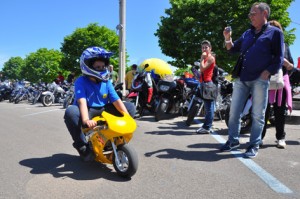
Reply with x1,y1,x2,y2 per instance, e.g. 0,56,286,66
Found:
0,0,299,71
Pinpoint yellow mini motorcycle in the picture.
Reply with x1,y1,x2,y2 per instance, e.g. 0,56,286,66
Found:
82,111,138,178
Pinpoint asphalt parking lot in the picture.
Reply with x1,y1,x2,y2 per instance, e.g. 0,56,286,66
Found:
0,101,299,199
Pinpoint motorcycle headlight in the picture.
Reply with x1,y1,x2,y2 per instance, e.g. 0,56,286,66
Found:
159,85,170,92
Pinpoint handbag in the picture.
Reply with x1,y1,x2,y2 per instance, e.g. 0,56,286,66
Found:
269,69,284,90
231,54,243,78
200,81,218,100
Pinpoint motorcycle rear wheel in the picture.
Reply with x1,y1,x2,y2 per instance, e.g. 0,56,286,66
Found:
113,144,138,178
63,96,73,109
225,106,251,134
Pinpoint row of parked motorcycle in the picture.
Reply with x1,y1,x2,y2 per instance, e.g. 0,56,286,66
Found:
123,63,241,130
123,63,300,134
0,80,74,108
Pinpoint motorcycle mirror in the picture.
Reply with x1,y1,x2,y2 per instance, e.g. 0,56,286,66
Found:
144,64,149,69
194,61,200,67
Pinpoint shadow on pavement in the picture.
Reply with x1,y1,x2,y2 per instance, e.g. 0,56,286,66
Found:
285,115,300,125
145,130,195,136
19,153,130,182
144,144,244,162
286,140,300,146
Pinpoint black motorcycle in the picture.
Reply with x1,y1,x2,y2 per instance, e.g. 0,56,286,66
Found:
185,66,233,126
155,75,190,121
0,80,13,102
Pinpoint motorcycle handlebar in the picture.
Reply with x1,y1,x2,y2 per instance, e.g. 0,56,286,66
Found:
82,120,107,129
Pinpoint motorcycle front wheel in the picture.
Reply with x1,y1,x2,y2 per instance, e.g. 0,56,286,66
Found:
32,92,41,105
186,102,201,126
113,144,138,178
41,95,53,107
155,99,168,121
14,95,23,104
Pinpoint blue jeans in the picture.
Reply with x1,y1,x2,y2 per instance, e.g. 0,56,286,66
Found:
202,99,215,130
228,77,269,146
64,102,136,149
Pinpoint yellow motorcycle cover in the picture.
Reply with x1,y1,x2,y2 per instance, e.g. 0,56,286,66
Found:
139,58,173,79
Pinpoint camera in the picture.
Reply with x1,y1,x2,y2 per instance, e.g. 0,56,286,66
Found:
225,26,232,32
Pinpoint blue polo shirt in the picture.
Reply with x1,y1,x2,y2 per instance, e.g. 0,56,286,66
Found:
74,76,120,107
230,23,284,81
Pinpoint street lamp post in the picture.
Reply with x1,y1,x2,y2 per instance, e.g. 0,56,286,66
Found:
118,0,126,96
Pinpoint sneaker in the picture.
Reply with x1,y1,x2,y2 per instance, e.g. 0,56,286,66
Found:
196,127,211,134
76,144,95,162
244,145,259,158
220,140,240,152
277,139,286,149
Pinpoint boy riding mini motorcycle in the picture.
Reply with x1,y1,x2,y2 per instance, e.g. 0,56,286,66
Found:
64,47,138,177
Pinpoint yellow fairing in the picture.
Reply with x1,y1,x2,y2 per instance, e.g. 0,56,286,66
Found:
139,58,173,79
92,111,136,143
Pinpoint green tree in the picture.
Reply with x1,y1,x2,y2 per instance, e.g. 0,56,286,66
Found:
60,23,121,74
156,0,295,72
21,48,63,83
2,57,25,80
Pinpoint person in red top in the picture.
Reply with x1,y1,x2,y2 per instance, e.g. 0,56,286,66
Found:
196,40,216,134
56,71,65,84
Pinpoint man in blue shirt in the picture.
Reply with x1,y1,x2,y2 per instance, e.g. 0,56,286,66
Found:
221,2,284,158
64,47,136,162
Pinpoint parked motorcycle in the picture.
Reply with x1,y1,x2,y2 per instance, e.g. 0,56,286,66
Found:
224,94,275,134
9,81,25,103
81,110,138,178
63,83,74,109
185,65,233,126
41,82,66,107
32,82,47,105
14,82,36,104
125,64,158,117
214,74,233,120
155,75,191,121
114,82,124,100
0,80,13,102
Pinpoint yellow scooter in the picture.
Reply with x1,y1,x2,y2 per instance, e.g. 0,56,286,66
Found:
82,111,138,178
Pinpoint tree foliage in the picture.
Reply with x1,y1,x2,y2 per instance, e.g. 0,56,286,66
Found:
156,0,295,72
60,23,120,75
21,48,63,83
2,56,25,80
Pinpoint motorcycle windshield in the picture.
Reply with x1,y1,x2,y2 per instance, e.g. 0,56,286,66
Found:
157,80,176,92
101,111,137,135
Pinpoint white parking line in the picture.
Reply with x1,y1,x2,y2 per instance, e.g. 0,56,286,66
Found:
195,119,293,194
21,109,61,117
212,132,293,194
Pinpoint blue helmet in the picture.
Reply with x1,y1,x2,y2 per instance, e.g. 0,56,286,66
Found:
80,46,113,81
